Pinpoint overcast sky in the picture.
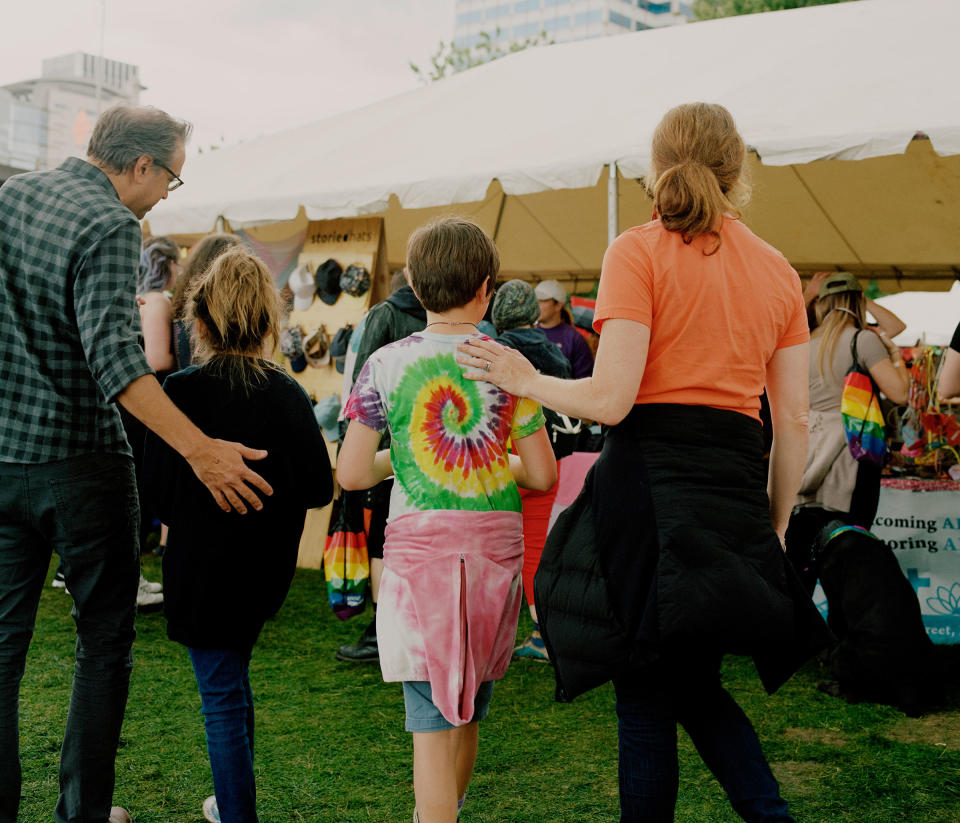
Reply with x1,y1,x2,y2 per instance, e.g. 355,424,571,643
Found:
2,0,455,151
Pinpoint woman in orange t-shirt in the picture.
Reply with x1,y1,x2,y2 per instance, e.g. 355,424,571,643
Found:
458,103,830,823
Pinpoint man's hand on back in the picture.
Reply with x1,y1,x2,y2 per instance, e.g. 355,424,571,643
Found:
186,438,273,514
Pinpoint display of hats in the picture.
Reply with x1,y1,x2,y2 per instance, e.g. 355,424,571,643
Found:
340,264,371,298
287,264,316,311
303,325,331,368
279,325,307,373
314,259,343,305
313,394,341,442
329,325,354,374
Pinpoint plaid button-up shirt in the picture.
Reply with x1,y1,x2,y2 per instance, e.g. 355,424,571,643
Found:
0,157,153,463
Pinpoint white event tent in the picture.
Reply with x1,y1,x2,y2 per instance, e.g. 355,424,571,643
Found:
148,0,960,287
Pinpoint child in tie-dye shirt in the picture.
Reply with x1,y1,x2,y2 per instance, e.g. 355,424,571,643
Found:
338,218,556,823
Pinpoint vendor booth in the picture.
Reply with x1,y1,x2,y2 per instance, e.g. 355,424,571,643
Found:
144,0,960,582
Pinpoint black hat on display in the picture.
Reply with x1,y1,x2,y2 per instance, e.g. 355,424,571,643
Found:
314,259,343,305
329,325,354,374
340,264,371,298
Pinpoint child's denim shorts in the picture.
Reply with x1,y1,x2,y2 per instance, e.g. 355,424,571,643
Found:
402,680,494,732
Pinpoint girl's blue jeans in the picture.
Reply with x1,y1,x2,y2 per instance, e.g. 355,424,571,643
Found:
189,646,258,823
613,656,794,823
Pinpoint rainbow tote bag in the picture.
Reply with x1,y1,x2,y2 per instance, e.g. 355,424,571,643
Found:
840,330,887,466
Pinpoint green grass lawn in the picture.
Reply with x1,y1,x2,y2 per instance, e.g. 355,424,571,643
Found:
16,554,960,822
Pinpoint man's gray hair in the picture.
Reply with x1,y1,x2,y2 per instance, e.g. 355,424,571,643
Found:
87,105,192,174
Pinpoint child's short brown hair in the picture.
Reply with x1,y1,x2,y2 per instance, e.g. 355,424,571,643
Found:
405,218,499,313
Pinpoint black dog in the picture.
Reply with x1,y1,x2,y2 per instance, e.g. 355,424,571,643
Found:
815,521,941,716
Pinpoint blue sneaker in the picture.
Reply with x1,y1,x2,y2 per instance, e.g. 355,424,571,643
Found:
513,632,549,662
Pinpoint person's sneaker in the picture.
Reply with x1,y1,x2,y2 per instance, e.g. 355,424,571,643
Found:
202,795,221,823
51,571,67,590
513,631,549,662
136,588,164,612
335,617,379,663
108,807,132,823
139,573,163,594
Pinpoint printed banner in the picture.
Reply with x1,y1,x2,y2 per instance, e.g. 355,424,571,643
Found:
870,487,960,644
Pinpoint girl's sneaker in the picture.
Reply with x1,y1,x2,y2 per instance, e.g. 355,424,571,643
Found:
202,795,221,823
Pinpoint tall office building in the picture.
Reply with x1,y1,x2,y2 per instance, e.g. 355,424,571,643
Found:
453,0,693,50
0,52,143,181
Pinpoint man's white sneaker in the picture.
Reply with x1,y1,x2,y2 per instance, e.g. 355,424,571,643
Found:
203,795,221,823
139,574,162,594
136,589,163,612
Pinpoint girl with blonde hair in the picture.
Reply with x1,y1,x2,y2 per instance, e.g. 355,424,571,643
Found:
145,249,333,823
459,102,831,822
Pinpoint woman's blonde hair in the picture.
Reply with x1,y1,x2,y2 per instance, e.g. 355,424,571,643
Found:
648,102,750,253
186,249,281,390
814,289,868,379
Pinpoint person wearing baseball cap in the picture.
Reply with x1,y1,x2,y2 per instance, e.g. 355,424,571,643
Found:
786,270,909,595
535,279,594,379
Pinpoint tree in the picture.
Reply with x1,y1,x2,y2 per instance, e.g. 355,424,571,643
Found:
409,27,552,84
692,0,859,20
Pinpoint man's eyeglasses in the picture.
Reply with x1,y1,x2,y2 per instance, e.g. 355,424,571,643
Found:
154,160,184,192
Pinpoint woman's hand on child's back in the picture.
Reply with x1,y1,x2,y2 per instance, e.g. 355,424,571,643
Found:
456,338,536,396
187,438,273,514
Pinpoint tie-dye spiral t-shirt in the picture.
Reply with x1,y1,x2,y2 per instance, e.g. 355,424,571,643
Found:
344,331,545,518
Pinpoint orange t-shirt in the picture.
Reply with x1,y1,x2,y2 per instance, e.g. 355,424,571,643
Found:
593,217,809,421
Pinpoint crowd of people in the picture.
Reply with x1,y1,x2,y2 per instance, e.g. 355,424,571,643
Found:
0,98,954,823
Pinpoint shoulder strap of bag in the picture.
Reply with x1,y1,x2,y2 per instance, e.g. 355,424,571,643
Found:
849,328,864,372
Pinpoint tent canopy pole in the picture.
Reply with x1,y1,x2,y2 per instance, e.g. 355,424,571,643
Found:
607,161,618,249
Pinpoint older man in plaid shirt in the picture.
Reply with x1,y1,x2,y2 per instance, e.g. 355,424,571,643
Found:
0,106,272,823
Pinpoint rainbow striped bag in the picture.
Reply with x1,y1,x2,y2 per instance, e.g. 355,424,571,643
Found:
323,491,369,621
840,331,887,466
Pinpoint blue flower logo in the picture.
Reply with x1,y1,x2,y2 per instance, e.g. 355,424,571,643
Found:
926,583,960,616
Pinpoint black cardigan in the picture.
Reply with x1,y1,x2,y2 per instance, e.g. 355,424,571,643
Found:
145,363,333,650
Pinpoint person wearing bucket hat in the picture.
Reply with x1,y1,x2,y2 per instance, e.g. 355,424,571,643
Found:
493,280,574,663
288,264,316,311
493,279,540,333
314,259,343,306
341,264,371,298
785,271,909,595
535,279,594,379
